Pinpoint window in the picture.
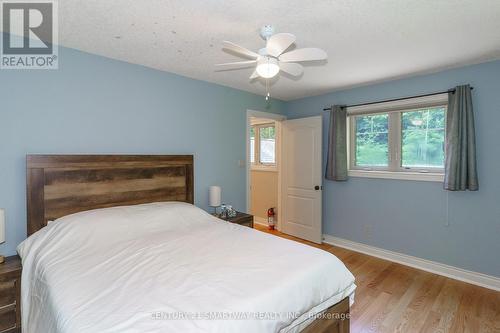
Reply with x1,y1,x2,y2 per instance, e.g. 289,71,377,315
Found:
354,113,389,167
348,95,447,181
259,126,276,164
250,123,276,168
401,108,445,168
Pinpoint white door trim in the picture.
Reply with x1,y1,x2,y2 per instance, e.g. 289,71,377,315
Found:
246,110,286,230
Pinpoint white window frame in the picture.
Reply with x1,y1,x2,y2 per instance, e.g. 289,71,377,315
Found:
251,122,277,171
347,93,448,182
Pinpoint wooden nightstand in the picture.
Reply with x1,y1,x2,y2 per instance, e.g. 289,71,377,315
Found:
0,255,21,333
221,211,254,228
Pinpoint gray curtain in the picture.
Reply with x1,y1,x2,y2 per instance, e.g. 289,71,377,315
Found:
325,105,348,181
444,85,479,191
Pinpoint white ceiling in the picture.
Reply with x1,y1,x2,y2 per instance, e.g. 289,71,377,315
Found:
56,0,500,100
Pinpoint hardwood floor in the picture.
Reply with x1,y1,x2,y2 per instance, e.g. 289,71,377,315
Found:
254,224,500,333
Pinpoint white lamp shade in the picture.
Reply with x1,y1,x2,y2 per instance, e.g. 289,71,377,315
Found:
0,209,5,244
256,57,280,79
208,186,221,207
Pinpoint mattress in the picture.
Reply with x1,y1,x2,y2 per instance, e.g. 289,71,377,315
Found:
18,202,356,333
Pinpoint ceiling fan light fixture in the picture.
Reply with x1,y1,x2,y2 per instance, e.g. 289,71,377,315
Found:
256,57,279,78
217,26,327,84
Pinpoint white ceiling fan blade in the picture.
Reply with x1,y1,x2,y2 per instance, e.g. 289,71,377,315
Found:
266,33,296,57
222,41,260,59
215,60,257,70
279,62,303,76
249,70,259,79
279,48,327,62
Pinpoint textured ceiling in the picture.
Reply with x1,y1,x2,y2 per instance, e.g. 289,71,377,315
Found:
54,1,500,100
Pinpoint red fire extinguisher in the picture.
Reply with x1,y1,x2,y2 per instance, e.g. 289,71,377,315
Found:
267,207,275,230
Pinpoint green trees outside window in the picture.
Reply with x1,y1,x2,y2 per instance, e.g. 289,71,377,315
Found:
355,114,389,166
402,108,445,167
352,107,446,170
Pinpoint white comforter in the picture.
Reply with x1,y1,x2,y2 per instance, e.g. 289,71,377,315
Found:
18,202,355,333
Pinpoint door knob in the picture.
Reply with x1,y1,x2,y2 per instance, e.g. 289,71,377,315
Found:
314,185,320,190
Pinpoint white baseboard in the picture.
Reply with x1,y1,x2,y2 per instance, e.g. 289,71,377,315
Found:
253,216,268,227
323,234,500,292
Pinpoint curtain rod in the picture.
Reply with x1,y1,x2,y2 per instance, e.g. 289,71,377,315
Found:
322,87,474,111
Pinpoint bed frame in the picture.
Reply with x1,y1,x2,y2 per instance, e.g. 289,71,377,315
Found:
26,155,194,235
26,154,349,333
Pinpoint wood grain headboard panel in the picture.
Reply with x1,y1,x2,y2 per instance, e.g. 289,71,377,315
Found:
26,155,194,235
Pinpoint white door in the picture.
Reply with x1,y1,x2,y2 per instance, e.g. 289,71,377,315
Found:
281,116,322,243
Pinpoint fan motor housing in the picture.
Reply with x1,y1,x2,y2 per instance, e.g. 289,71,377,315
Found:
260,25,275,40
258,47,271,56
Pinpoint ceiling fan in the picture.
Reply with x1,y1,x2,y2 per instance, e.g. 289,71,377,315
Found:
216,25,327,80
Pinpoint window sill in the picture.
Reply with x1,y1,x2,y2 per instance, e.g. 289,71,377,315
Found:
251,165,277,172
348,169,444,182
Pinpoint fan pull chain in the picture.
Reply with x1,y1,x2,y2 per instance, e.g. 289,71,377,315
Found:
265,79,271,101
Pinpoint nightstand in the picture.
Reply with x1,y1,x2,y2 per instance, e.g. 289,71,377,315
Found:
0,255,21,333
221,211,254,228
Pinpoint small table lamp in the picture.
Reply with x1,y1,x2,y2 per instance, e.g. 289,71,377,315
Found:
0,209,5,264
208,186,221,216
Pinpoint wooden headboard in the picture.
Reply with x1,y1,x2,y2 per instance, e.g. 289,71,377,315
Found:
26,155,194,235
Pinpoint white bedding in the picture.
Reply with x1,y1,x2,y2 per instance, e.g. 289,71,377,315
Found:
18,202,356,333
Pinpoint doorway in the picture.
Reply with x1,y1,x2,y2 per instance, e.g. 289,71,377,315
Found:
246,111,323,244
246,110,285,229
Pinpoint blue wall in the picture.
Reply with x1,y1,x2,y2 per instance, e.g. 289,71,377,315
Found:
2,43,498,278
0,47,285,256
286,61,500,277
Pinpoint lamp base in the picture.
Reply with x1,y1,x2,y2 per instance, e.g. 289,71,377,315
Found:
0,255,4,264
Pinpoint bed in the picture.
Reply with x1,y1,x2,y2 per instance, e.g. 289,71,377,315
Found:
19,155,355,333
